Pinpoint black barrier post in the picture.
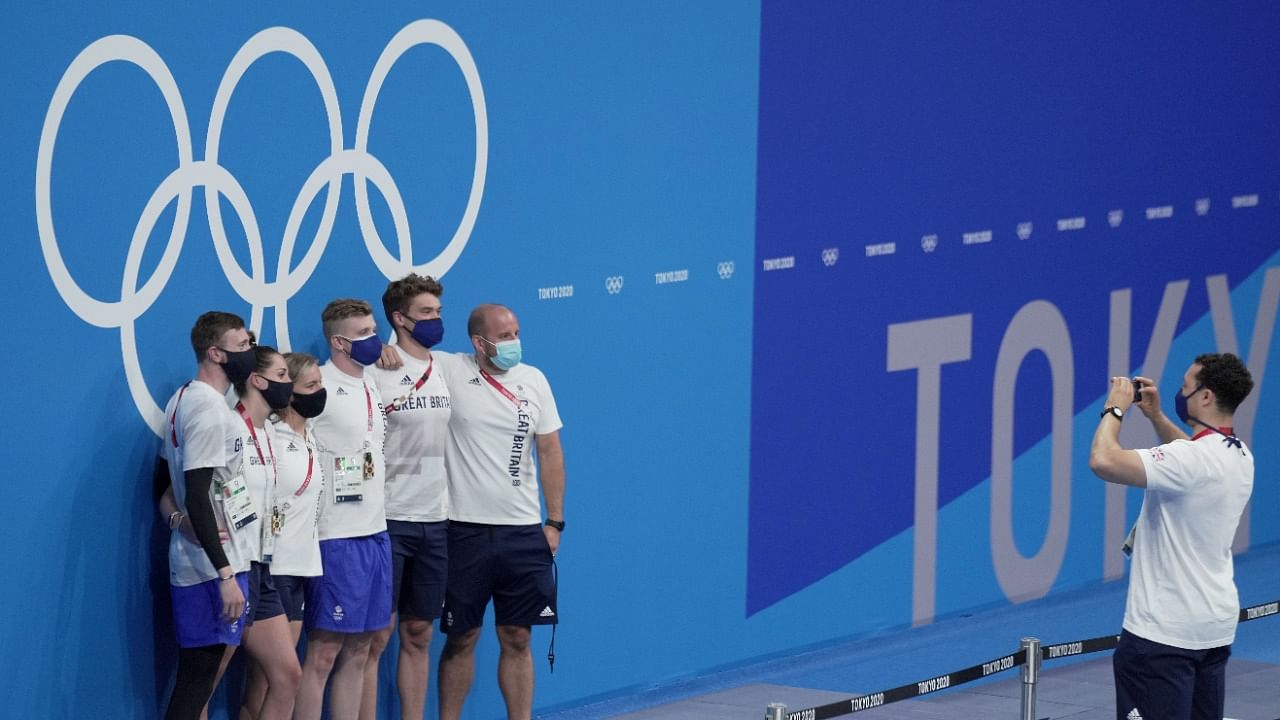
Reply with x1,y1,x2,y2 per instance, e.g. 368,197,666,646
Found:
765,702,786,720
1019,637,1040,720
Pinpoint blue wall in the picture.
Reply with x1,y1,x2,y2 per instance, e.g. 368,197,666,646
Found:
0,2,1276,718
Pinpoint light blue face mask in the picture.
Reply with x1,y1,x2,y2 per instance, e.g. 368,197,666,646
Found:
481,336,522,370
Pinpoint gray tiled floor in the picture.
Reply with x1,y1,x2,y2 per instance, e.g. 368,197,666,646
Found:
616,658,1280,720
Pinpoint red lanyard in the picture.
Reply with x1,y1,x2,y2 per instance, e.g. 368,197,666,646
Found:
387,356,433,414
1192,426,1235,441
293,431,315,497
364,383,374,432
169,382,191,447
236,401,276,479
479,367,522,409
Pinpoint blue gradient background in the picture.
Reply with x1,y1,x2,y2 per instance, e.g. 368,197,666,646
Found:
0,2,1276,718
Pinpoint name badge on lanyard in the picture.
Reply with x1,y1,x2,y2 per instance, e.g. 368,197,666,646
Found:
221,472,258,530
262,510,277,562
333,455,366,503
333,382,377,503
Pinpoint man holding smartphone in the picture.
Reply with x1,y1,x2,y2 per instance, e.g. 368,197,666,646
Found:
1088,353,1254,720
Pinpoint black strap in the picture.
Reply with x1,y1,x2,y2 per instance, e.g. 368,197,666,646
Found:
547,557,558,673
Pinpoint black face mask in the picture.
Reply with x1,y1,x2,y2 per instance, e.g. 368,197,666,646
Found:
219,347,257,384
290,387,328,419
256,375,295,411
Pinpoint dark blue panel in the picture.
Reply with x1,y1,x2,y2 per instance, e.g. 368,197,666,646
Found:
749,1,1280,614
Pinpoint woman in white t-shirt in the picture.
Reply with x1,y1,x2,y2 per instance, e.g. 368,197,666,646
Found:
229,346,304,720
242,352,326,719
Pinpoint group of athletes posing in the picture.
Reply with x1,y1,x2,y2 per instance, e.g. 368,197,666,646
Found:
156,273,565,720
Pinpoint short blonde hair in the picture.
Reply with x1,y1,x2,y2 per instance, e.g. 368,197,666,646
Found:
283,351,319,383
321,298,373,339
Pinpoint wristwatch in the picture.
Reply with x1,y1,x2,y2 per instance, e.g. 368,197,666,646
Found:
545,518,565,532
1101,406,1124,421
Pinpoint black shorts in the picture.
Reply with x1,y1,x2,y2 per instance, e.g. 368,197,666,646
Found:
249,561,285,623
388,519,449,620
272,574,308,622
441,522,557,634
1112,629,1230,720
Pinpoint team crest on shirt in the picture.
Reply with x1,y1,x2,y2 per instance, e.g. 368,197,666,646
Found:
1149,447,1165,462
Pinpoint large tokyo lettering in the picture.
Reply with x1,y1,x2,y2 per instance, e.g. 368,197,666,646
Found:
888,268,1280,626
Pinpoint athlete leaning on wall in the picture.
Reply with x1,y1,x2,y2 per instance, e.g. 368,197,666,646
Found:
293,299,393,720
153,311,257,719
363,273,452,720
241,351,326,719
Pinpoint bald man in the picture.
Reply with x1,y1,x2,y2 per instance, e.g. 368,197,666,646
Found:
433,304,565,720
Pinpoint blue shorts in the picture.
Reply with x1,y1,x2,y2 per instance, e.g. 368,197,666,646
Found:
304,532,392,633
171,573,251,648
1113,629,1231,720
249,562,286,623
388,519,449,620
441,523,557,634
273,574,308,622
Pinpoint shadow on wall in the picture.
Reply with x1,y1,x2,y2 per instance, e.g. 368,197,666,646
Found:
36,378,175,715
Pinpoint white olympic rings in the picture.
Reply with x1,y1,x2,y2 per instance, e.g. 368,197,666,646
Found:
35,20,488,437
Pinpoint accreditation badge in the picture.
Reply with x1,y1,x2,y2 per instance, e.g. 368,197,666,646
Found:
221,473,258,530
333,455,364,503
260,505,280,563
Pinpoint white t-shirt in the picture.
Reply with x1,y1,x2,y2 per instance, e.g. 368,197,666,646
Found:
238,413,278,564
370,351,451,522
1126,431,1254,649
161,380,256,587
267,420,324,576
440,353,563,525
311,362,388,540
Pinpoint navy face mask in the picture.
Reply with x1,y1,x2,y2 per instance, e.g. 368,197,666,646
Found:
1174,383,1203,425
256,375,295,411
290,387,327,418
219,347,257,384
344,334,384,366
410,317,444,348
